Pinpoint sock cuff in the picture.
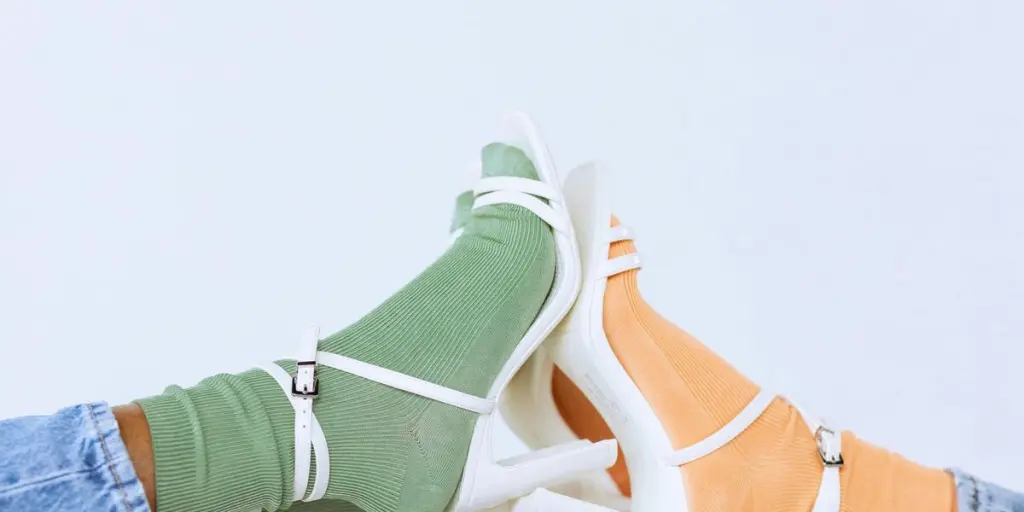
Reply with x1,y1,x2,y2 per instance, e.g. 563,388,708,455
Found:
135,390,203,509
135,373,292,512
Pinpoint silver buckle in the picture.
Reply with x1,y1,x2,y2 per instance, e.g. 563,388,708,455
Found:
814,426,844,466
291,360,319,398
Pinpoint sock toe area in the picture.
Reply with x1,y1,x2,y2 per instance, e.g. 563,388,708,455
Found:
480,143,541,180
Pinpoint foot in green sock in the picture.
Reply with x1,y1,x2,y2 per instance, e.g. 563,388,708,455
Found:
137,143,556,512
280,164,522,512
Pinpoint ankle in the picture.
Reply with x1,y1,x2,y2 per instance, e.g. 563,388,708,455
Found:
135,371,296,511
114,404,156,510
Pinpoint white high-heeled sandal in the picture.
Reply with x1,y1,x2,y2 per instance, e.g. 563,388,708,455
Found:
524,162,844,512
496,170,633,509
451,180,628,511
257,113,618,511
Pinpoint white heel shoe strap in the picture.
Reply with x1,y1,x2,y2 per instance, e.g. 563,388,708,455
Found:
603,225,641,277
666,391,843,512
664,389,775,465
473,191,569,235
603,254,642,278
475,177,558,200
608,225,635,243
316,351,495,414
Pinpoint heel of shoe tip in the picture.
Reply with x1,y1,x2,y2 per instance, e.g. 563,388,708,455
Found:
495,489,618,512
463,439,619,510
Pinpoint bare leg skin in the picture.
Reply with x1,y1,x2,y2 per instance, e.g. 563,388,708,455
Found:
114,404,156,510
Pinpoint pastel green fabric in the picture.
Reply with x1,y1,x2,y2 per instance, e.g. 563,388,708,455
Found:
449,190,475,234
137,143,556,512
281,173,482,512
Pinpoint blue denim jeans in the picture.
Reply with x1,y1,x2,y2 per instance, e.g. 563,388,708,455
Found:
949,468,1024,512
0,402,1022,511
0,402,150,511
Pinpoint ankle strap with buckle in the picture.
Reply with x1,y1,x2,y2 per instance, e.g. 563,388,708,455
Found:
258,325,499,504
665,389,843,512
256,327,330,503
792,400,843,512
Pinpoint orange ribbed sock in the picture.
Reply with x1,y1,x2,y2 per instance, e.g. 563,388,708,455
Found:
552,216,957,512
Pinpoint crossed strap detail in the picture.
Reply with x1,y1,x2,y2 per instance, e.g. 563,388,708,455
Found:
663,390,844,512
257,175,565,504
473,177,570,235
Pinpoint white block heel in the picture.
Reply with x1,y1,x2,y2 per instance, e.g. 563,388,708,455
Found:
255,112,619,511
487,488,620,512
499,344,631,511
460,417,618,510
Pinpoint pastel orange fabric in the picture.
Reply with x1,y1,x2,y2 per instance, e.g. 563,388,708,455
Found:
550,216,956,512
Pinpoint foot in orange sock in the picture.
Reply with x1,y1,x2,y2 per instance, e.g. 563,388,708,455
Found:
552,216,957,512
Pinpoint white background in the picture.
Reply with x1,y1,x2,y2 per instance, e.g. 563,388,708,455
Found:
2,2,1022,490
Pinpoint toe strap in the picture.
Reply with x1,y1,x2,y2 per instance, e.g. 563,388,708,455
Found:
474,176,558,200
608,225,634,244
602,254,642,278
602,225,642,278
665,390,843,512
472,176,570,234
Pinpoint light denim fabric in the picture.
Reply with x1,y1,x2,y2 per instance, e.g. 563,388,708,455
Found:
0,402,150,512
1,402,1023,512
951,468,1024,512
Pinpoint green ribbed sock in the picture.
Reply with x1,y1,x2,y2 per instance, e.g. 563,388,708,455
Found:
278,188,483,512
136,143,556,512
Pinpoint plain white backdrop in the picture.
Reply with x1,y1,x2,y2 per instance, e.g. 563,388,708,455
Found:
2,1,1022,490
